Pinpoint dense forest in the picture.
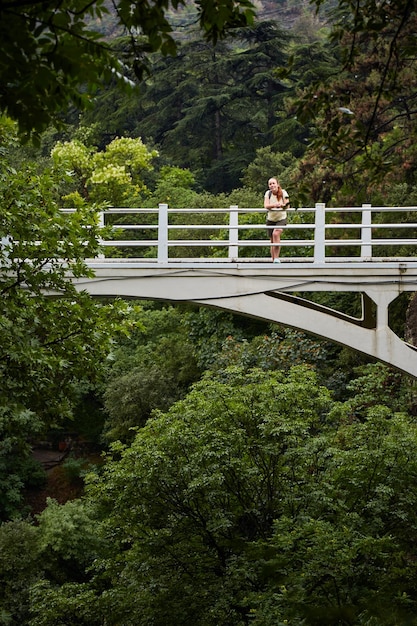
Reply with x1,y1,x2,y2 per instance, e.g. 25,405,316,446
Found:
2,0,417,623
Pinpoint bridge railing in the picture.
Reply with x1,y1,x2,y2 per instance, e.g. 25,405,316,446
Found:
63,203,417,263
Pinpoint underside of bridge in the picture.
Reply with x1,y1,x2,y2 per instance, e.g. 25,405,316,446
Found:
194,289,417,379
75,264,417,379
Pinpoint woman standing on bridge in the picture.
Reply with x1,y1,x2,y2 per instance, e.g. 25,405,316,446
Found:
264,178,290,263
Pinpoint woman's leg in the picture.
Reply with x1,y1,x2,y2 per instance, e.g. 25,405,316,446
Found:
271,227,283,261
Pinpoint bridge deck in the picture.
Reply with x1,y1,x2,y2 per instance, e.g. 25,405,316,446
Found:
71,204,417,378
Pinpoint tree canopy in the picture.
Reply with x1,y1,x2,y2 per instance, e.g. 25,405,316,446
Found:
4,365,415,625
293,0,417,200
0,0,255,139
0,124,129,519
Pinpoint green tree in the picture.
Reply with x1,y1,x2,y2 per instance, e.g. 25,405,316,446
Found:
142,22,290,192
0,0,256,140
0,407,46,522
36,366,334,624
147,165,198,207
51,136,158,206
184,306,269,370
27,365,417,625
0,519,41,624
36,498,104,584
0,500,104,625
80,20,291,192
293,0,417,202
249,406,417,625
102,304,201,442
241,146,297,194
344,361,414,418
0,128,129,518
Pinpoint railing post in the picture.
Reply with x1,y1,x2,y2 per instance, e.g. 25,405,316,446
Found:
361,203,372,260
97,210,105,259
229,205,239,261
158,203,169,264
314,202,326,263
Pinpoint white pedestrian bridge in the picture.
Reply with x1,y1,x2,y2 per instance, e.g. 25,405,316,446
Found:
68,203,417,378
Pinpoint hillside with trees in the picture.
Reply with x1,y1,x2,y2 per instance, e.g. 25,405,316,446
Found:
2,0,417,623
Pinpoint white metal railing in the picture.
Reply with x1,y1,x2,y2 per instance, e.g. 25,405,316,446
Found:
63,203,417,264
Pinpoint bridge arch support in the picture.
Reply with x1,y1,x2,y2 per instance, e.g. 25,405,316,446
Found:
74,263,417,379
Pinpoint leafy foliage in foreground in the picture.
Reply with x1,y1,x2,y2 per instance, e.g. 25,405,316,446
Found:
0,129,129,519
0,0,256,140
16,366,417,626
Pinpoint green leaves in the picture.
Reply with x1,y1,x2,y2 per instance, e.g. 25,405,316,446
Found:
79,367,417,624
51,137,158,205
291,0,417,202
80,366,334,623
0,131,130,517
196,0,255,42
0,0,117,140
0,0,256,138
250,407,417,624
3,363,417,624
102,304,201,442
